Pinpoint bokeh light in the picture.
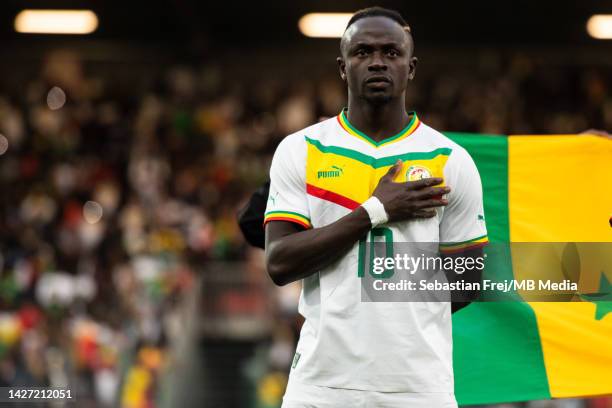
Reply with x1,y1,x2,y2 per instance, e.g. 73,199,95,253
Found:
83,201,103,224
47,86,66,110
14,9,98,35
0,134,8,155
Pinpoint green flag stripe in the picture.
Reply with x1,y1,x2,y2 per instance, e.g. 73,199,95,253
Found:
452,302,552,404
444,133,551,405
444,133,509,243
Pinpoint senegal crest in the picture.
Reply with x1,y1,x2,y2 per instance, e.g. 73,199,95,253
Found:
406,165,432,181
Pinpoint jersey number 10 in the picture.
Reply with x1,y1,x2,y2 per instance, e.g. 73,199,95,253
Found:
357,227,395,279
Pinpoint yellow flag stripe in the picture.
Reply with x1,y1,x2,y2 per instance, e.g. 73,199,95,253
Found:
509,135,612,242
508,134,612,398
529,302,612,398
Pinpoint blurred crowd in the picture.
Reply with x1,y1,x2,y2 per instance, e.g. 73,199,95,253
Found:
0,48,611,407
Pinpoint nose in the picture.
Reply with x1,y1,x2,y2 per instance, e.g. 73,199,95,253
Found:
368,52,387,71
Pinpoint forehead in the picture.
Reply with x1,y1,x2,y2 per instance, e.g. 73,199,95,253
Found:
343,16,409,48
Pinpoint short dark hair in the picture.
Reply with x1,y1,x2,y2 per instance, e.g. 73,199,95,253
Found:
345,6,409,31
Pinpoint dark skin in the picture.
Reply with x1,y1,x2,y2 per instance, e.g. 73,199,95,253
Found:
265,17,482,303
338,17,417,139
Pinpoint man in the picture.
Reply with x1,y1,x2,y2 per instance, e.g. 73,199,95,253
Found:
254,7,487,407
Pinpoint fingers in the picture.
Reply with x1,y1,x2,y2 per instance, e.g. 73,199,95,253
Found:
383,159,403,181
414,186,451,199
405,177,444,190
415,198,449,209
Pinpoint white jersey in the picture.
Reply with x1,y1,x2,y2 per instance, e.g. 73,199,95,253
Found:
264,110,487,395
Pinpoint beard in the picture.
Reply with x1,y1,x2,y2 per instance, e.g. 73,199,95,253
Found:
358,80,395,106
361,91,393,106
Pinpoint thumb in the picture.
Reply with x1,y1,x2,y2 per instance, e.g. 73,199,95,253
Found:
384,160,403,180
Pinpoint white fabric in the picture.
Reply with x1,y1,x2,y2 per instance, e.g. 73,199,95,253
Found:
282,380,458,408
265,117,487,396
266,134,310,220
360,196,389,227
440,145,487,243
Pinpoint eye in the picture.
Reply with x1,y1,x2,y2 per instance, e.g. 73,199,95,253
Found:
355,48,369,57
387,49,400,57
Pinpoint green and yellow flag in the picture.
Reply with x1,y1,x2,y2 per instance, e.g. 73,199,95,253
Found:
446,133,612,404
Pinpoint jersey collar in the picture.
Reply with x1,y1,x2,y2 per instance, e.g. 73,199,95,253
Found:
337,108,421,148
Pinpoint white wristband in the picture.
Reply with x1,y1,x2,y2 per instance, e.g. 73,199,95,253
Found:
361,196,389,227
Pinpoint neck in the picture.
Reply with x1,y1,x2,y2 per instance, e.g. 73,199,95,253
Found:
346,94,410,142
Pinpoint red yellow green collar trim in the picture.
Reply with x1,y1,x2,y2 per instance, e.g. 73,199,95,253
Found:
337,109,420,148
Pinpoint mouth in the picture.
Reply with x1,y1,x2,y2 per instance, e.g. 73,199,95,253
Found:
365,76,391,87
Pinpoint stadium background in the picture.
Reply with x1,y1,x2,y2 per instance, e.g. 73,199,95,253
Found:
0,0,610,407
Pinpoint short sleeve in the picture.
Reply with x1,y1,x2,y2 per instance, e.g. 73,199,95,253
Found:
439,147,488,254
264,135,312,229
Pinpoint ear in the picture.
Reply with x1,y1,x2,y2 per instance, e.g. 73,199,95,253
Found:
337,56,347,82
408,56,418,81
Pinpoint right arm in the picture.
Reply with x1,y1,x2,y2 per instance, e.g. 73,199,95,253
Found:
265,206,371,286
265,160,450,286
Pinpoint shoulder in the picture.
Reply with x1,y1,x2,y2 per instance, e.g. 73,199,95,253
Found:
271,119,337,175
418,123,468,155
275,118,335,151
419,123,476,167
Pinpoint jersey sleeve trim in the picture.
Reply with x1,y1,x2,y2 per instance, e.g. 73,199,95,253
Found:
263,210,312,229
439,234,489,254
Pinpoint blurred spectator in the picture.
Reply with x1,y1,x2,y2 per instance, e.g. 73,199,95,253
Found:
0,47,610,407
